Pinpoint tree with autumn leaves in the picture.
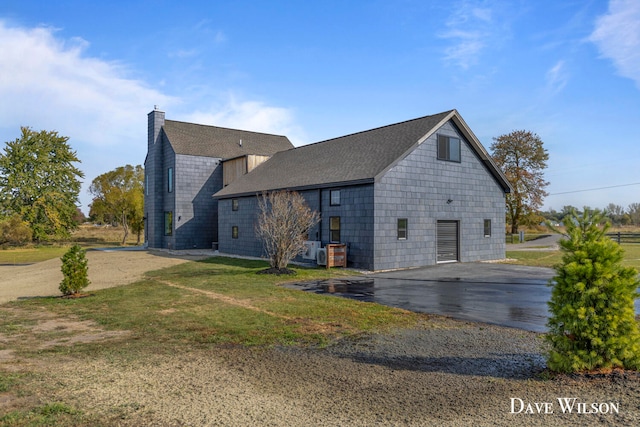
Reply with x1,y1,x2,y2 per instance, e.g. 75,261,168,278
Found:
89,165,144,245
490,130,549,234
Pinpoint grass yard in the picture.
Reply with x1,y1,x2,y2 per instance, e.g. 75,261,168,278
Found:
0,225,139,265
506,243,640,270
0,257,424,425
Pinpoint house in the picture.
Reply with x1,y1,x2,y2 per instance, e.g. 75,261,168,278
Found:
144,108,294,250
213,109,512,271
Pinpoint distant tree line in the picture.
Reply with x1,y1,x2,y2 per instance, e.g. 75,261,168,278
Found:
541,203,640,227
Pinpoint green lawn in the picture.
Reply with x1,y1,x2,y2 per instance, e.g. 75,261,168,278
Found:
5,257,422,352
0,246,70,265
506,244,640,270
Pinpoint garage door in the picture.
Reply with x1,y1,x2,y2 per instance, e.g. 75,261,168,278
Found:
437,220,459,263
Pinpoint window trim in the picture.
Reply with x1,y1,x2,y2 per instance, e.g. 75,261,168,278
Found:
397,218,408,240
329,216,341,243
437,135,461,163
330,190,341,206
484,219,492,237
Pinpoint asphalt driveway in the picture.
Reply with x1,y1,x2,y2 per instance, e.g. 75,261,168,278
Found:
289,263,556,332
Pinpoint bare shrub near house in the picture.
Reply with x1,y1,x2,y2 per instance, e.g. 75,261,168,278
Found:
255,190,320,273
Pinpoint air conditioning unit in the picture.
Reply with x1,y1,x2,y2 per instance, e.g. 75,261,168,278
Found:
316,248,327,266
302,241,321,260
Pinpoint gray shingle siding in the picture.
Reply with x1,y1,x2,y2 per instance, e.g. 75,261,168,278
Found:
172,154,222,249
373,122,506,271
144,109,293,250
217,185,375,269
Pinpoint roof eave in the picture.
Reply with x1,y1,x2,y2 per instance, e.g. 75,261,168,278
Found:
213,178,375,199
449,112,513,193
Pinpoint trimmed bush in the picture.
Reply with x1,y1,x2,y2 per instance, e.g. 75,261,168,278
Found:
546,208,640,373
59,245,90,296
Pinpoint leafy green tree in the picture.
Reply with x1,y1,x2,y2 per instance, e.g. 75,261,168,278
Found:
546,208,640,373
89,165,144,244
628,203,640,226
490,130,549,234
0,127,83,241
60,244,90,296
605,203,625,226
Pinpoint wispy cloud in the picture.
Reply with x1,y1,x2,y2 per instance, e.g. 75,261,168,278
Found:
590,0,640,88
439,0,500,69
0,21,302,210
545,60,569,95
0,21,174,148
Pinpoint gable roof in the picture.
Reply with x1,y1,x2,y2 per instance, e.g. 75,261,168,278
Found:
162,120,293,159
213,110,512,198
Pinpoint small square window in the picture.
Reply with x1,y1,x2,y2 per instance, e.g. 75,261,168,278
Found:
330,190,341,206
232,226,239,239
329,216,340,242
437,135,461,162
232,199,239,211
484,219,491,237
397,218,408,240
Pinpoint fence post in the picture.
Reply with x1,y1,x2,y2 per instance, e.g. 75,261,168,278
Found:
617,232,621,244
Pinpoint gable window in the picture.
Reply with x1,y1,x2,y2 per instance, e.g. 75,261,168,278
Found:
437,135,461,162
484,219,492,237
232,226,239,239
330,190,341,206
329,216,340,242
164,211,173,236
397,218,408,240
232,199,239,211
167,167,173,193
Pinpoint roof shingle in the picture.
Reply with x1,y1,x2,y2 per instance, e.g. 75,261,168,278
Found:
213,110,512,198
163,120,293,159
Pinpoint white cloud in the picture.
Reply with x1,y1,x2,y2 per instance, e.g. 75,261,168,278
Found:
182,94,307,146
0,21,175,147
0,21,303,212
590,0,640,88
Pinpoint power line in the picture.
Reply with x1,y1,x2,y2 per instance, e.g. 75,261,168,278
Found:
548,182,640,196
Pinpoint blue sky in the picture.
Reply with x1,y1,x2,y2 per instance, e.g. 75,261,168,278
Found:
0,0,639,214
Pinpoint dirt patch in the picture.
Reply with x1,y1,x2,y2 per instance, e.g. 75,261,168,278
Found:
0,307,132,363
